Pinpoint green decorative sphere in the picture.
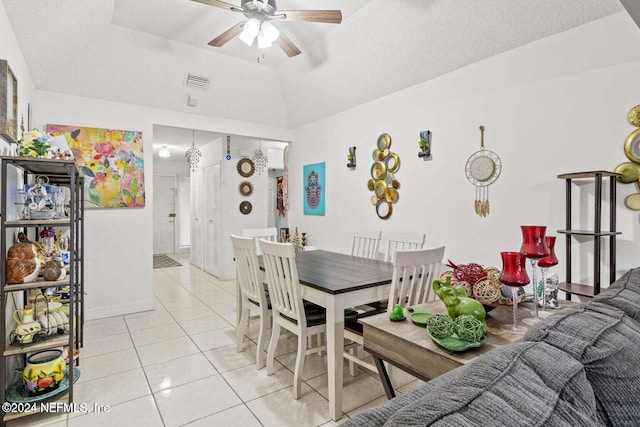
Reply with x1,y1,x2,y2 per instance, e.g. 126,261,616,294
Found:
454,315,485,342
426,314,455,338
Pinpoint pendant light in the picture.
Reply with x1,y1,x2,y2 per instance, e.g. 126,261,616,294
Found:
185,130,202,171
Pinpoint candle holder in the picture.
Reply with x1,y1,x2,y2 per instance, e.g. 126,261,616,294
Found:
537,235,559,310
499,251,530,334
520,225,550,318
347,146,356,168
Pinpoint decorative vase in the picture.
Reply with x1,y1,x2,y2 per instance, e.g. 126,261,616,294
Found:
520,225,550,318
499,251,530,334
23,349,66,395
12,306,41,344
537,235,559,309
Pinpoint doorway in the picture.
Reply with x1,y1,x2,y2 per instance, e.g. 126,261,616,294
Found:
153,175,176,254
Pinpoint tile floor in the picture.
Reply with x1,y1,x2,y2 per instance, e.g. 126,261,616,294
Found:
8,254,424,427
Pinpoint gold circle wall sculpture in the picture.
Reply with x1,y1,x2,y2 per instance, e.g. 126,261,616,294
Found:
368,133,400,219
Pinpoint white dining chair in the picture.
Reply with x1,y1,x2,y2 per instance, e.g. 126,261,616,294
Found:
241,227,278,255
351,231,382,260
260,239,327,399
384,232,426,262
237,228,278,326
344,246,445,376
387,246,445,309
230,234,271,369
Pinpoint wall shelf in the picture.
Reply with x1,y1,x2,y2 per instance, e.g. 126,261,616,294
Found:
557,170,620,299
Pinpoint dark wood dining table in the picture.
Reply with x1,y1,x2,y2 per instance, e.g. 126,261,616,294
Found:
263,249,394,421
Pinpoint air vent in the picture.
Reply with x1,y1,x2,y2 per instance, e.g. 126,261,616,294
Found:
184,73,209,89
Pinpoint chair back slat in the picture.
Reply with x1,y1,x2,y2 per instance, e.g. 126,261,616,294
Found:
242,227,278,255
388,246,445,311
385,232,426,262
260,239,305,324
230,234,268,307
351,231,382,259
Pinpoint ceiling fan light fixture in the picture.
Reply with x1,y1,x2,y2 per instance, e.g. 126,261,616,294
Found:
257,32,271,48
239,18,260,46
261,21,279,43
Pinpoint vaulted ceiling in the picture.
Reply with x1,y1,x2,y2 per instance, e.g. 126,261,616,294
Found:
3,0,627,132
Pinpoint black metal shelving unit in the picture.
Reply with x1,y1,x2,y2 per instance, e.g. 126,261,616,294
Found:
557,170,620,300
0,157,83,425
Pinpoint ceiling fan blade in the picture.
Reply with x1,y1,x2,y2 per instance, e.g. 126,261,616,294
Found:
208,22,245,47
191,0,239,12
276,10,342,24
276,32,301,57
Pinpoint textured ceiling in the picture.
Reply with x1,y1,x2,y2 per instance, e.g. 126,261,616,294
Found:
2,0,626,136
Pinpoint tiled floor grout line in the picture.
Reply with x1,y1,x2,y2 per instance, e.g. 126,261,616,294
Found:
152,264,272,426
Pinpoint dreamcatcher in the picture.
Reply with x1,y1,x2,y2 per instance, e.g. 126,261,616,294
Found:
465,126,502,217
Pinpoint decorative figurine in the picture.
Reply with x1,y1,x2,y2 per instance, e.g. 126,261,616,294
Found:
432,276,487,332
390,304,405,321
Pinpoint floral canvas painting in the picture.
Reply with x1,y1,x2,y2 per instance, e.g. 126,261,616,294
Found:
45,124,145,208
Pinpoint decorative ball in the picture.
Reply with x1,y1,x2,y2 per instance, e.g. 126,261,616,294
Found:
452,281,472,297
426,314,454,339
462,263,487,285
454,315,485,342
501,285,525,301
485,267,501,286
473,279,501,304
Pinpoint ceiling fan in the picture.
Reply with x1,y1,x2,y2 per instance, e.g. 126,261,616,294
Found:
192,0,342,57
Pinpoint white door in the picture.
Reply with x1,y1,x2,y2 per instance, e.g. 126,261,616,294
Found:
177,176,191,251
190,169,204,268
153,175,176,254
204,164,220,276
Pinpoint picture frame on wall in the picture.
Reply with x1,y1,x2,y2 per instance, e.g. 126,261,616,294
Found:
0,59,18,144
303,162,326,216
279,227,289,243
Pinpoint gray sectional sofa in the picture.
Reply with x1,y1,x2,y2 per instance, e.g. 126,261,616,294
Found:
341,267,640,426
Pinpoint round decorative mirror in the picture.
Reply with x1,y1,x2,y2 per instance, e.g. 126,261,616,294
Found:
239,200,252,214
377,133,392,151
385,187,398,203
614,162,640,184
624,128,640,164
376,200,392,219
374,180,388,199
385,153,400,173
237,158,255,177
371,161,387,180
239,181,253,197
625,193,640,210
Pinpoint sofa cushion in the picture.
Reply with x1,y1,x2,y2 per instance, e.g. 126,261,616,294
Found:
381,341,600,427
593,267,640,321
523,302,640,426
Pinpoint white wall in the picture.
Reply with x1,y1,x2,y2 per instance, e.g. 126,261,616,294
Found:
287,13,640,295
0,3,35,151
154,158,190,177
208,136,285,280
34,91,292,319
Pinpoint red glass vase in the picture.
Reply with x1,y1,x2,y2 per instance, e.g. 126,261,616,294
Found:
520,225,550,259
499,251,530,334
538,236,558,268
499,252,530,287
